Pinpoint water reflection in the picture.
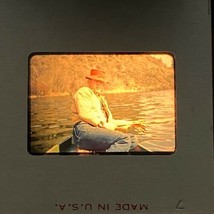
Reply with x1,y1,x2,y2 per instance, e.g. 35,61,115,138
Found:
29,90,175,153
106,90,175,152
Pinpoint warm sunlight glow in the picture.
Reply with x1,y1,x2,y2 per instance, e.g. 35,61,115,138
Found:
29,53,175,154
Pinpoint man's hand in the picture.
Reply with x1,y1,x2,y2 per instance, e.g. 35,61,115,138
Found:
114,119,147,133
130,121,147,133
98,119,147,133
115,126,129,133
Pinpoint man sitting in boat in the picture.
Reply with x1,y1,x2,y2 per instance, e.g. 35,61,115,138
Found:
71,69,146,152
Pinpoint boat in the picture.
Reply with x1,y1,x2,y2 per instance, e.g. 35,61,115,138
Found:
46,136,80,154
46,136,150,154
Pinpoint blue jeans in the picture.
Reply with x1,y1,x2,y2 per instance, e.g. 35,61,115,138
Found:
73,122,138,152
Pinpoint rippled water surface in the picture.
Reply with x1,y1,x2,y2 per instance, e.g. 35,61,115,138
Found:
29,90,175,153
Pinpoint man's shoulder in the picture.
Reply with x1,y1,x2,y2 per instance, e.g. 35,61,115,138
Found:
75,87,93,96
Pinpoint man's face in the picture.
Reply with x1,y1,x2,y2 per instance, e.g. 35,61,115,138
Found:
88,79,105,92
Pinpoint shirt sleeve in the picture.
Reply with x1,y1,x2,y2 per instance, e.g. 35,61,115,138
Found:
73,87,106,126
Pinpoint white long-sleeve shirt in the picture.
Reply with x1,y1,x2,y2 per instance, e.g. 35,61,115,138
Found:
72,87,112,126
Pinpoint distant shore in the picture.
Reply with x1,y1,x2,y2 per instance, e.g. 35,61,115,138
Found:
29,88,174,99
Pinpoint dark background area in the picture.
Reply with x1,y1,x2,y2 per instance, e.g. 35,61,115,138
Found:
0,1,213,213
212,0,214,126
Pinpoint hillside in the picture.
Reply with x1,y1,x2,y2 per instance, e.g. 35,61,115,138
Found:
29,54,174,96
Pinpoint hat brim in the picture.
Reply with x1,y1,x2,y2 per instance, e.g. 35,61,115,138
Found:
85,76,107,83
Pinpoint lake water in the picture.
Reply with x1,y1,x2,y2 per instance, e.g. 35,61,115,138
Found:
29,90,175,153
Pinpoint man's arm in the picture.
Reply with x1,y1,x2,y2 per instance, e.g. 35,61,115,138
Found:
113,119,147,133
74,87,106,126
